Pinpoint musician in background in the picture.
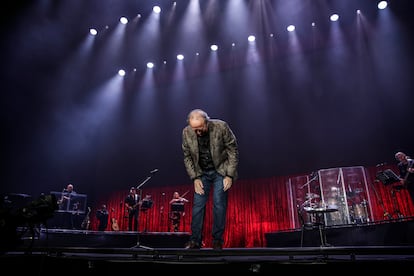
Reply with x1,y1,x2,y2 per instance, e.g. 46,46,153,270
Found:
141,194,153,210
169,191,189,232
140,194,153,232
57,183,78,229
96,204,109,231
395,151,414,204
124,187,140,231
57,183,76,209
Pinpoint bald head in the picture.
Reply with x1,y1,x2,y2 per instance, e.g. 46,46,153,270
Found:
395,151,408,162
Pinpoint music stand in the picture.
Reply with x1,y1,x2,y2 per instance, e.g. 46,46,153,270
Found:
376,169,404,219
376,169,400,185
141,199,153,210
140,197,153,232
170,203,186,232
171,203,184,212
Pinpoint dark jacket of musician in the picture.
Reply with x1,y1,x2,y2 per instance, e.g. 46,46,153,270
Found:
124,188,140,231
96,206,109,231
396,154,414,204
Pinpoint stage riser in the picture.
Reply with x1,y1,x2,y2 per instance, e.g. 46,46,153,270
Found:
36,230,190,248
265,219,414,247
1,254,413,274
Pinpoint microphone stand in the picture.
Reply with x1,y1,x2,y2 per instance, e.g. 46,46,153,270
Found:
300,173,318,189
131,172,157,250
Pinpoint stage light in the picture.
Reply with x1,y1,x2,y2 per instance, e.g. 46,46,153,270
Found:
120,17,128,24
287,25,295,32
378,1,388,10
153,6,161,14
330,14,339,22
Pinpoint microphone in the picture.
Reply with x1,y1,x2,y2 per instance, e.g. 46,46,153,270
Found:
150,169,159,174
376,162,386,167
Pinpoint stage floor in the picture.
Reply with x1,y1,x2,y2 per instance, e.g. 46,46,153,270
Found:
2,244,414,274
2,219,414,274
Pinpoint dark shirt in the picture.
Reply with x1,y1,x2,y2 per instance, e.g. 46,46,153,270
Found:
96,209,109,230
398,159,414,185
197,134,215,171
182,119,239,181
125,194,140,211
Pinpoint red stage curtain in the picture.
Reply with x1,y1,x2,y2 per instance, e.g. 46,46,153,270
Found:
89,165,414,248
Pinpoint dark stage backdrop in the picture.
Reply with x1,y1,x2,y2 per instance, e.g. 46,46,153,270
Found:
1,1,414,208
88,164,414,248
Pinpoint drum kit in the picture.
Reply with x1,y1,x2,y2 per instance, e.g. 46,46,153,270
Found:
306,192,319,200
301,192,320,208
301,189,370,223
302,193,339,212
299,192,338,247
347,188,369,224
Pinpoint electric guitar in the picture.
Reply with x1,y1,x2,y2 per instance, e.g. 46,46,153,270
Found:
126,199,143,212
402,159,414,188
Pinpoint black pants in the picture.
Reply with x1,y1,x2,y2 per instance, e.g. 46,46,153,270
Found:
128,209,139,231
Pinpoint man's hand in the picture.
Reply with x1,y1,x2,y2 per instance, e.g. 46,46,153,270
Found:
223,176,233,192
194,179,204,195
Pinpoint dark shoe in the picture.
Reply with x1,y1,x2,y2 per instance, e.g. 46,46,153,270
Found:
212,240,223,250
185,240,200,249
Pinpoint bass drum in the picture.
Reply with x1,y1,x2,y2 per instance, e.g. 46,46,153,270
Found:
326,198,338,210
324,199,342,225
353,203,368,223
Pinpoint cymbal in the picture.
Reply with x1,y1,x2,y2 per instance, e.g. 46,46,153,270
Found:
354,188,363,193
347,188,364,197
306,193,320,199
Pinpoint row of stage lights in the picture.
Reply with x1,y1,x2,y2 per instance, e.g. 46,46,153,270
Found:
87,1,389,76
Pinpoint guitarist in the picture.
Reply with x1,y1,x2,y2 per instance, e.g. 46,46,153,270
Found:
395,151,414,205
124,187,141,231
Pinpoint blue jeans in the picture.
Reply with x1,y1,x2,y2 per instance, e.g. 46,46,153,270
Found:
190,170,228,245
